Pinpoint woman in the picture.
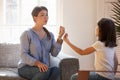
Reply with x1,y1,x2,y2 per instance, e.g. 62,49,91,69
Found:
18,6,65,80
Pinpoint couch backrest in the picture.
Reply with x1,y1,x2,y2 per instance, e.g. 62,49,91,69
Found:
0,43,20,68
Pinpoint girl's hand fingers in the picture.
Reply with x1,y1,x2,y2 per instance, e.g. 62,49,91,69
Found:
63,33,68,39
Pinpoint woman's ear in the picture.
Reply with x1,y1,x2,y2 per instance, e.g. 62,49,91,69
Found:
33,16,37,22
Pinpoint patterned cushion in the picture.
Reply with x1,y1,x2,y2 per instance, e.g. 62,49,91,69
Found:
0,44,20,68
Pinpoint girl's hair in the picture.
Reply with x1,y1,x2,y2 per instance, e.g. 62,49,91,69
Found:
31,6,51,40
97,18,117,47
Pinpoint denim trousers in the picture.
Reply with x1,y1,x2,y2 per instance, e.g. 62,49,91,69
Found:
18,65,60,80
71,72,111,80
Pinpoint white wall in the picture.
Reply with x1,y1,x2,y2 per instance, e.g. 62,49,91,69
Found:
61,0,97,70
0,0,3,25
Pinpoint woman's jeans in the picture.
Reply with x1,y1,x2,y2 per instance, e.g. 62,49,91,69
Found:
71,72,111,80
18,65,60,80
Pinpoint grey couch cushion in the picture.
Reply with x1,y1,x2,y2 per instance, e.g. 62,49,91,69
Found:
0,44,20,68
0,68,26,80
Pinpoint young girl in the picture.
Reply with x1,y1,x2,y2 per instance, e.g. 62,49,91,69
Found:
63,18,118,80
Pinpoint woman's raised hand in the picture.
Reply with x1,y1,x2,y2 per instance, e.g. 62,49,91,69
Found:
58,26,65,39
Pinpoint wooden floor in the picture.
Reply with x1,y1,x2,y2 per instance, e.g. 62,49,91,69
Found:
78,69,120,80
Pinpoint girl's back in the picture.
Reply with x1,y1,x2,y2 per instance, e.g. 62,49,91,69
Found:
92,41,115,79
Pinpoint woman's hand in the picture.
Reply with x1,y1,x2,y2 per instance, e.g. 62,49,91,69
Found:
58,26,65,39
34,61,48,72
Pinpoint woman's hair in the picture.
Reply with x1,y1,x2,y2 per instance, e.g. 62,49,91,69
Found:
31,6,51,40
31,6,48,18
97,18,117,47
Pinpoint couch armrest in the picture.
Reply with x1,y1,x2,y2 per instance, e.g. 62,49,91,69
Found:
50,52,76,67
59,58,79,80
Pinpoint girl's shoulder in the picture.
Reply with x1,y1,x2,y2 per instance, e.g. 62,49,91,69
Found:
92,41,100,45
94,41,103,45
92,41,104,49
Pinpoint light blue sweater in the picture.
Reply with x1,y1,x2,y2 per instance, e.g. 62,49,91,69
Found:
18,28,62,68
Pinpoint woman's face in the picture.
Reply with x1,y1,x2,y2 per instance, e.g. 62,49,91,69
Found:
34,10,48,25
95,26,99,37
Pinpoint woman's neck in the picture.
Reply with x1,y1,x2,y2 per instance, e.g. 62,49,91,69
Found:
33,24,43,31
33,24,46,39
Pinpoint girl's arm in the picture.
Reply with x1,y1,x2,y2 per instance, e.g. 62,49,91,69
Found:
63,33,95,55
114,53,118,74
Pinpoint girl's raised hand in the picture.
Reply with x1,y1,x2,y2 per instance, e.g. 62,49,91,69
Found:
63,33,69,43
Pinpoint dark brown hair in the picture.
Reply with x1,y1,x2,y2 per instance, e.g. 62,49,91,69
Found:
97,18,117,47
31,6,48,18
31,6,51,40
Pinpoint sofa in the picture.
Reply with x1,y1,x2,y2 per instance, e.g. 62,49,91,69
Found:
0,43,79,80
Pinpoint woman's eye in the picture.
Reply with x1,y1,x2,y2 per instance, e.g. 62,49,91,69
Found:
40,14,48,17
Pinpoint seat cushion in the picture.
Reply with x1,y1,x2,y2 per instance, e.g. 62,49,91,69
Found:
0,44,20,67
0,68,26,80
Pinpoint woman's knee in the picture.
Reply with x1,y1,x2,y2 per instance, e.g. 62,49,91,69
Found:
18,65,48,80
51,67,60,75
18,67,33,79
32,72,49,80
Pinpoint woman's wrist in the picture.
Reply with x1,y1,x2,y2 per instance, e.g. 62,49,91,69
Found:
57,37,63,44
58,35,62,39
34,60,38,66
34,60,41,66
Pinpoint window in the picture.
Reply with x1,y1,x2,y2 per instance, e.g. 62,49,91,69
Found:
0,0,59,43
97,0,117,20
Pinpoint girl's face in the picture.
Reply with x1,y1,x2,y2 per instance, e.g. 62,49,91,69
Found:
95,26,99,37
34,10,48,25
